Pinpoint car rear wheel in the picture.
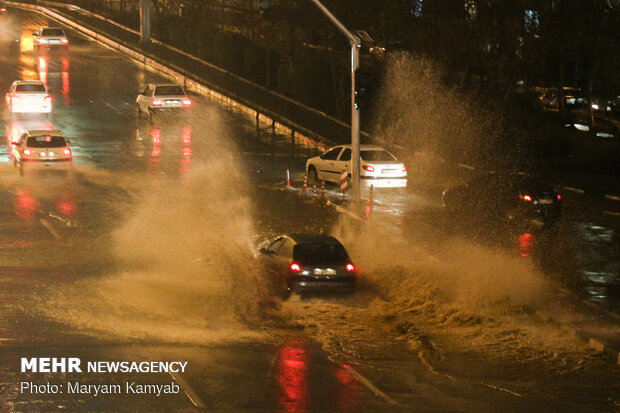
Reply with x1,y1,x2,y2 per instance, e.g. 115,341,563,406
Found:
308,166,318,185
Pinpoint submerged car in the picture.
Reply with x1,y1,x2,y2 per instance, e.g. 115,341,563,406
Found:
12,130,72,175
442,173,561,227
258,233,357,296
136,83,192,118
306,144,407,188
5,80,52,116
33,27,69,48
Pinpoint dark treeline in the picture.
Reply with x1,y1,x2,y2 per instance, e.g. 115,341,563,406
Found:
50,0,620,124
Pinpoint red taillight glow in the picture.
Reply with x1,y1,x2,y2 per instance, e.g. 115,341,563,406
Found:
61,39,68,44
289,263,301,272
402,166,407,172
44,95,52,103
152,99,162,106
0,8,7,12
63,148,71,155
521,194,532,202
182,98,191,106
362,165,374,172
346,263,355,272
557,194,561,200
22,149,31,156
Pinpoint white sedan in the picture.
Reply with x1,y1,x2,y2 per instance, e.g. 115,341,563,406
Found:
5,80,52,116
136,83,192,118
12,129,73,175
33,27,69,48
306,144,407,188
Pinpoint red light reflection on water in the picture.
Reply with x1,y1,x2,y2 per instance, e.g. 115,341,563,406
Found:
15,190,38,219
276,343,309,413
518,232,535,257
61,57,70,105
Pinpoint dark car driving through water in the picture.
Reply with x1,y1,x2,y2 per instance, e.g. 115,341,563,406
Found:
442,173,561,228
258,233,357,297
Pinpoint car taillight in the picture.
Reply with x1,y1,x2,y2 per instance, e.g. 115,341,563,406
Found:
520,194,532,202
0,7,6,11
61,39,68,44
346,263,356,272
152,99,162,106
289,263,301,272
402,166,407,172
44,95,52,103
22,149,31,156
362,165,375,172
556,194,561,200
63,148,71,156
182,98,191,106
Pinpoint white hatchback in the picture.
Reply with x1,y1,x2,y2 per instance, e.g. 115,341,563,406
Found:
306,144,407,188
5,80,52,116
33,27,69,48
12,129,73,175
136,83,192,118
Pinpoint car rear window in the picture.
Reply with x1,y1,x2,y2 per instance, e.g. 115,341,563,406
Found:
41,28,65,36
155,86,185,96
27,136,66,148
15,84,46,92
293,243,349,265
361,150,397,162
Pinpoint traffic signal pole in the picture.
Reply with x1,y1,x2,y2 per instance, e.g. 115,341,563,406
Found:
308,0,362,200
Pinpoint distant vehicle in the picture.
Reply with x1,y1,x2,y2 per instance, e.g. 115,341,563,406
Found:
5,80,52,116
11,129,72,175
0,3,7,13
257,233,357,296
541,87,582,112
306,144,407,188
33,27,68,48
136,83,192,118
442,173,561,227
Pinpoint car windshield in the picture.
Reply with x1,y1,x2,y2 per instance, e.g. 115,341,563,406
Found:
41,28,65,36
155,86,185,96
27,136,66,148
293,243,349,265
361,150,397,162
16,84,46,92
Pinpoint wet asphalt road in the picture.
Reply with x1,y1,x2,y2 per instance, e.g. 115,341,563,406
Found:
0,7,619,412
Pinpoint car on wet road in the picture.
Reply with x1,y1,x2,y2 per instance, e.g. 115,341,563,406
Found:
5,80,52,116
0,2,7,13
33,27,69,48
136,83,192,118
258,233,357,296
442,172,561,228
12,129,73,175
306,144,407,188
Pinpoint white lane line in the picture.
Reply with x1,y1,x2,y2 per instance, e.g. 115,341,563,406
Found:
458,163,475,170
605,194,620,202
561,186,585,194
603,211,620,217
100,100,124,115
169,372,206,409
343,365,399,405
39,218,61,240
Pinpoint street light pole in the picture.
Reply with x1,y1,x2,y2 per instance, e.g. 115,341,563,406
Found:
140,0,151,44
308,0,362,200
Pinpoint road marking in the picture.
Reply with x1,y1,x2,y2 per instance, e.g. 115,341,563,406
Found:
458,163,475,170
603,210,620,216
605,194,620,202
343,365,399,405
100,100,124,115
169,372,205,409
39,218,61,240
561,186,585,194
